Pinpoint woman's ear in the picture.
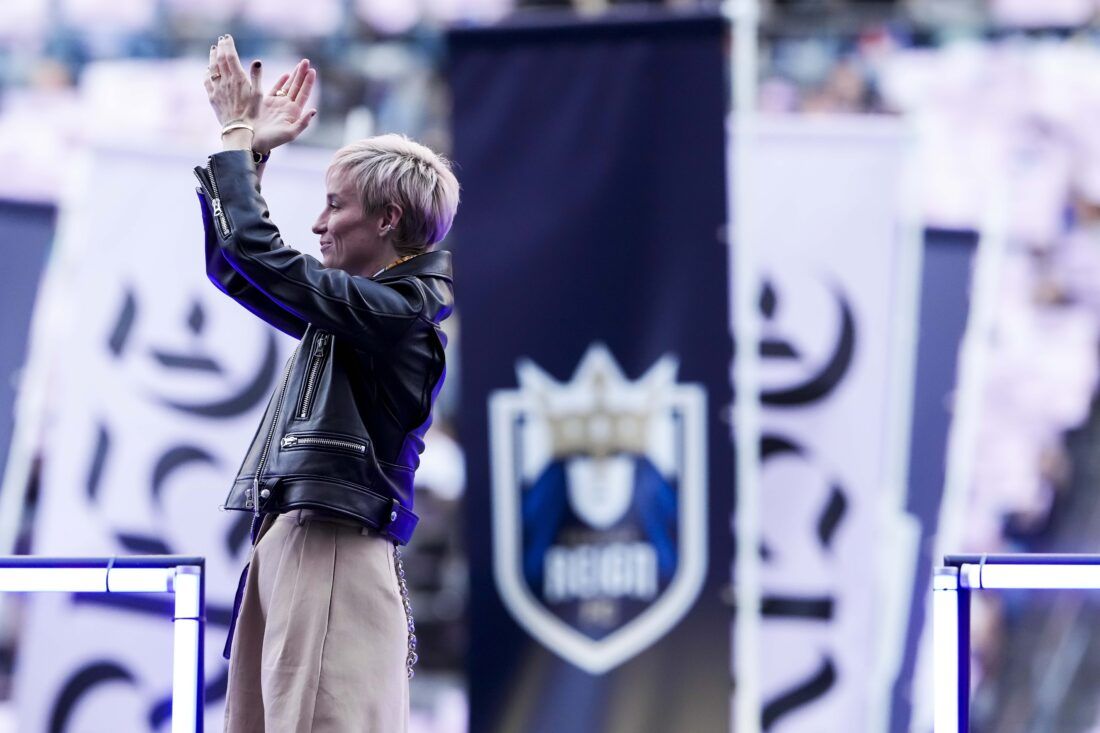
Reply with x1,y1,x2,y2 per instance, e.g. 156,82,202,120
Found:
382,202,404,231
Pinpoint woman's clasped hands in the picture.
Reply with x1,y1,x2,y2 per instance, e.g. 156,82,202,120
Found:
204,34,318,155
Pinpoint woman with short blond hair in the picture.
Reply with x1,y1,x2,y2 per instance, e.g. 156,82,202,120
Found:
199,34,458,732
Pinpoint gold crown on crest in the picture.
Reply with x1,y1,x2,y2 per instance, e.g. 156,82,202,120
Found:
515,344,679,460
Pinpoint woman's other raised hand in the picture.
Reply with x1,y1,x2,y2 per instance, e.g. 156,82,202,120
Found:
204,35,318,154
252,59,318,155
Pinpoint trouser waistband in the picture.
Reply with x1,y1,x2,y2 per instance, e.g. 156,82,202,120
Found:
293,507,377,535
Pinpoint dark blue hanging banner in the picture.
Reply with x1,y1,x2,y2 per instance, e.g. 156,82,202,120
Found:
449,12,732,733
0,201,55,502
891,228,978,732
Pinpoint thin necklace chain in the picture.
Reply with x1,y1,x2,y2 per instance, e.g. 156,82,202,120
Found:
374,253,417,277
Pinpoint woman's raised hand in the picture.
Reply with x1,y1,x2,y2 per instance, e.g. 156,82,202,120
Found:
205,35,318,154
205,35,260,127
252,59,318,155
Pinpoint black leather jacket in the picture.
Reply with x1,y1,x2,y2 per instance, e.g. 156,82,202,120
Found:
193,149,453,545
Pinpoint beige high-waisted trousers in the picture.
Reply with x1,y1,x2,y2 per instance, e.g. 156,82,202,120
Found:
223,509,410,733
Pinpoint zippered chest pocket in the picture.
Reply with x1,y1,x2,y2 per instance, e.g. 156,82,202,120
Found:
280,432,368,457
295,332,331,420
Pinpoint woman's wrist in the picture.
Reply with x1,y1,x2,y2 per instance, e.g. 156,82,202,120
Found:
221,127,254,151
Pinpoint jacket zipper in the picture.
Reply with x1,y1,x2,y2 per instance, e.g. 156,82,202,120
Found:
249,343,301,511
281,434,367,454
193,161,231,239
297,333,330,419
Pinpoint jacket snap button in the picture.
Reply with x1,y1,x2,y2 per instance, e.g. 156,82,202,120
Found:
260,489,271,500
389,510,398,522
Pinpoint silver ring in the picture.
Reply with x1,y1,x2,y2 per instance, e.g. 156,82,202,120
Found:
274,89,287,97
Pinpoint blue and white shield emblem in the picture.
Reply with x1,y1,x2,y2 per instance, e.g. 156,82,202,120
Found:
489,343,708,674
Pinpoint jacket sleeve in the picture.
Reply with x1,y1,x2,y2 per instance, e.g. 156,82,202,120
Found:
197,188,309,339
197,149,424,351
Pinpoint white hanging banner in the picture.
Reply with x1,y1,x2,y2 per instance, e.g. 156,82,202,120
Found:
11,142,330,731
739,116,918,732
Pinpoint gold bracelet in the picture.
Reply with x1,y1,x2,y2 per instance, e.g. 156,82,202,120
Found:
221,121,254,136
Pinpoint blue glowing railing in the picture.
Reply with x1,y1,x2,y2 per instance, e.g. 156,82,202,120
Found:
933,554,1100,733
0,555,205,733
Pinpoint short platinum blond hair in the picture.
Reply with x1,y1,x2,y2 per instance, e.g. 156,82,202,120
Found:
329,133,460,255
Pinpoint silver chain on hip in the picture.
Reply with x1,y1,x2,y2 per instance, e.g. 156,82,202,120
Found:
393,544,418,678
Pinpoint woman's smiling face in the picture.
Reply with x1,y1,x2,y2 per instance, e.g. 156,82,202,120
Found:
312,165,395,276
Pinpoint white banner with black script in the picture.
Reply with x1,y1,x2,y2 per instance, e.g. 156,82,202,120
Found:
11,142,330,731
740,116,919,732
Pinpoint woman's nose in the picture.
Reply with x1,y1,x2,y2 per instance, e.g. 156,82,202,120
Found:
312,215,325,235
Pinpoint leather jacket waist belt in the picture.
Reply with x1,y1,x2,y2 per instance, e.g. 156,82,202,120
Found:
274,477,419,545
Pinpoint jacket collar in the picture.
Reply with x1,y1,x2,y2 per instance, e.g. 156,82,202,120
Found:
371,249,452,283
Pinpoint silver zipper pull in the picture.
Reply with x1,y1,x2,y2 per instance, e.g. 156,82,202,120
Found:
281,435,298,448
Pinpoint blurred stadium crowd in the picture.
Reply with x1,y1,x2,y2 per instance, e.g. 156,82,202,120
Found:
9,0,1100,730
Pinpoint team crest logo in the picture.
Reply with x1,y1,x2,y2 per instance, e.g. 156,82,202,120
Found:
489,343,707,674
